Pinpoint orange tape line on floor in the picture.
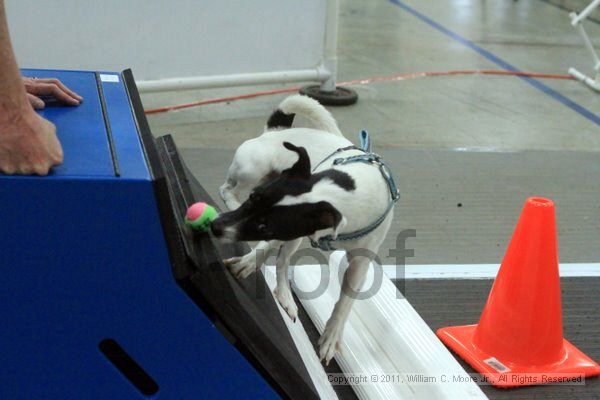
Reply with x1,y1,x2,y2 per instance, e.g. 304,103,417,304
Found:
144,70,574,115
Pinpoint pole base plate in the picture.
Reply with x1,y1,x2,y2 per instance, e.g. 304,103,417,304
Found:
299,85,358,106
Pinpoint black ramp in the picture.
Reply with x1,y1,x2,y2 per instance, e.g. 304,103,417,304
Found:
155,134,320,400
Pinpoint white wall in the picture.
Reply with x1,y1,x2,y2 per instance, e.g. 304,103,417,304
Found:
6,0,327,81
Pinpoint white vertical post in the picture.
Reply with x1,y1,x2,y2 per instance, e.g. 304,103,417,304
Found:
319,0,340,92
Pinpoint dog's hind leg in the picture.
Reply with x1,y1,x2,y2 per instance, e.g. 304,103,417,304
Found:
219,153,255,211
219,177,243,211
220,139,276,210
273,238,302,321
219,167,260,210
318,251,372,365
220,164,275,211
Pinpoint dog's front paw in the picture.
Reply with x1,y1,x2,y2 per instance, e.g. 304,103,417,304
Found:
318,320,344,365
274,285,298,322
223,252,258,279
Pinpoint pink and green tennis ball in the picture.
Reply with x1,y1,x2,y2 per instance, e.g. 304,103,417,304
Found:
185,202,218,232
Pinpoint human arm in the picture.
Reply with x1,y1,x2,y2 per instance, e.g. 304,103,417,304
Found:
0,0,66,175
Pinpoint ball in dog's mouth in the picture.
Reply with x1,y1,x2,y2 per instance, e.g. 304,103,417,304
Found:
184,202,218,233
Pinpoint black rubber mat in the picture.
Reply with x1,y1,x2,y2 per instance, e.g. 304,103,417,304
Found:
398,278,600,400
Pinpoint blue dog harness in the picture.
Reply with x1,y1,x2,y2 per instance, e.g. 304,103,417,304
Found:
309,130,400,251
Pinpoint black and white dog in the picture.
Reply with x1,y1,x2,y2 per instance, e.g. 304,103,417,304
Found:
211,95,394,364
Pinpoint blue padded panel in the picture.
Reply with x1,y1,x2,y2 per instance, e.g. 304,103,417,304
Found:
0,69,279,399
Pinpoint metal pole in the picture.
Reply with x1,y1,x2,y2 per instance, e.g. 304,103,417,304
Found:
137,68,330,93
319,0,340,93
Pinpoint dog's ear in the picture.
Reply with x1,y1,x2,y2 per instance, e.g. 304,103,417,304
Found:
283,142,311,180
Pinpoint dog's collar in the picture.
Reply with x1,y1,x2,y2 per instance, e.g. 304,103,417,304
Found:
309,130,400,251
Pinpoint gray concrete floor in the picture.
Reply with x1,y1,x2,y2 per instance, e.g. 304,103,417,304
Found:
144,0,600,265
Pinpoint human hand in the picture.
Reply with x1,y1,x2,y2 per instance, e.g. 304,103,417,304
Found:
22,77,83,109
0,107,63,175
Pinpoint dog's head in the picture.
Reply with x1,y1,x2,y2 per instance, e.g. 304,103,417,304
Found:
211,142,348,242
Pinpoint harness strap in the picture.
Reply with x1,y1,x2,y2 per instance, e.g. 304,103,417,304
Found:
309,130,400,251
312,145,359,172
309,200,396,251
333,153,399,201
359,129,372,153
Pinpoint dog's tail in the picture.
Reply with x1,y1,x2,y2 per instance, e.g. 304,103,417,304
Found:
265,95,342,136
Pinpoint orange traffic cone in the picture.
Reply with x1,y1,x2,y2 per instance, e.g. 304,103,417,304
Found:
437,197,600,388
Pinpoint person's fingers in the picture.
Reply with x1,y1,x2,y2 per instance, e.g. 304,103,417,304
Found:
17,164,34,175
23,77,83,105
0,163,16,175
39,78,83,102
32,162,51,176
27,93,45,109
50,144,64,165
29,83,80,106
38,118,63,165
47,133,63,165
48,83,81,105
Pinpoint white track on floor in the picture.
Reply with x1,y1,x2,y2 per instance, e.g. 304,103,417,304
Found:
263,267,339,400
382,263,600,279
330,251,600,280
269,255,488,400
